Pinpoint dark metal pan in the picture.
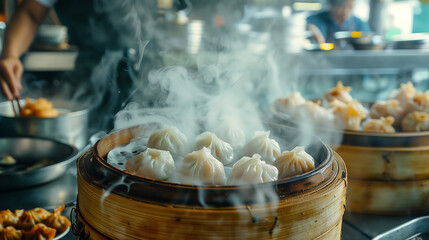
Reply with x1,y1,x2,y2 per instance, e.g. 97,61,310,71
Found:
0,137,78,191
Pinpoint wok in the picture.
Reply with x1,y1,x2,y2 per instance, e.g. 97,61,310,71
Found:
0,137,78,191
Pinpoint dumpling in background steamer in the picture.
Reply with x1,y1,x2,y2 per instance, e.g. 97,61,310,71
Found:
179,147,226,185
362,117,396,133
296,100,335,126
275,92,306,115
401,111,429,132
370,100,404,126
215,121,246,150
405,91,429,113
330,100,368,131
388,81,416,106
273,147,315,179
324,81,352,103
193,132,234,165
227,154,278,185
240,131,281,164
147,126,189,156
125,148,176,181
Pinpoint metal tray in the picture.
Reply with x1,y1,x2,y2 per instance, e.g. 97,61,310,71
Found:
373,216,429,240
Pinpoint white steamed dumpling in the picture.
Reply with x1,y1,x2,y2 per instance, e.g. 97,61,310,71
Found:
125,148,176,181
273,147,315,179
215,121,246,150
179,147,226,185
240,131,281,164
147,126,189,156
193,132,234,165
227,154,278,185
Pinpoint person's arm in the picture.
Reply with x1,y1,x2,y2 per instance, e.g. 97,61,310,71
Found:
0,0,50,100
307,24,325,44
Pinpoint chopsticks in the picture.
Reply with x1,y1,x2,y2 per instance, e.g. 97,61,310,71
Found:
10,97,22,117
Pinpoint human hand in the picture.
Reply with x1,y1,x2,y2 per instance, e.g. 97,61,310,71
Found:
0,57,23,100
307,24,325,44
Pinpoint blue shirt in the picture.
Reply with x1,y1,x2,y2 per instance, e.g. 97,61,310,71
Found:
307,11,371,43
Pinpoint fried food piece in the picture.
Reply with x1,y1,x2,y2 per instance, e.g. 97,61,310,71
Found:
19,98,59,118
0,210,21,227
22,223,56,240
42,205,70,234
0,226,23,240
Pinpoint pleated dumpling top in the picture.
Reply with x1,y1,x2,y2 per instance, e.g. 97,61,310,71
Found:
273,147,315,179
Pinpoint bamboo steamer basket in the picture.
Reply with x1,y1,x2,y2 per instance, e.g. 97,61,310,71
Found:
74,124,347,240
271,103,429,215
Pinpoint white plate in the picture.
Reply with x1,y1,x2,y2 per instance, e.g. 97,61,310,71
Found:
53,226,71,240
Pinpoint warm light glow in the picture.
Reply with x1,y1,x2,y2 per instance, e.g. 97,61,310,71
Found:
351,31,363,38
320,43,334,51
292,2,323,11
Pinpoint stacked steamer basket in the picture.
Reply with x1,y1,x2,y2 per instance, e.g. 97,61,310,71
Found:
270,82,429,215
336,130,429,214
74,123,347,240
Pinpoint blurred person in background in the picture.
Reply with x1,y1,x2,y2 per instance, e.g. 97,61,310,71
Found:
307,0,371,44
0,0,161,133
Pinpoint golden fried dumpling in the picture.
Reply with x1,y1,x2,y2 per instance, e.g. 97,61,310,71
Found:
22,223,56,240
215,121,246,150
276,92,306,115
147,126,189,156
0,226,22,240
273,147,315,179
193,132,234,165
362,117,396,133
227,154,278,185
125,148,176,181
240,131,281,164
179,147,226,185
20,97,59,118
0,210,20,227
324,81,352,103
401,111,429,132
370,100,404,126
42,205,70,234
388,82,416,106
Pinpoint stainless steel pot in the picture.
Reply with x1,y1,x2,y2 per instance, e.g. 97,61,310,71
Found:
0,99,89,149
0,136,78,190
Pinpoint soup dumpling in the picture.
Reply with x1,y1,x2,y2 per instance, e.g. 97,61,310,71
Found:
362,116,396,133
240,131,281,164
147,126,189,156
401,111,429,132
179,147,226,185
227,154,278,185
388,81,416,107
193,132,234,165
273,147,315,179
370,100,404,126
125,148,176,181
276,92,306,115
215,121,246,151
324,81,352,103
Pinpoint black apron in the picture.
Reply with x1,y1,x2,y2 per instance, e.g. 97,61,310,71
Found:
54,0,162,133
